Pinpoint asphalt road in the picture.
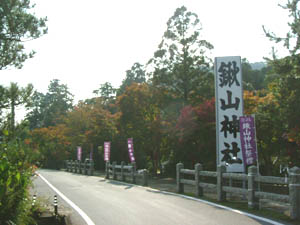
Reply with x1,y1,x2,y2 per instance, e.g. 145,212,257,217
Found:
33,170,284,225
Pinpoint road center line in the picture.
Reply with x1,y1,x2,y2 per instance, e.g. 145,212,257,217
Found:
37,172,95,225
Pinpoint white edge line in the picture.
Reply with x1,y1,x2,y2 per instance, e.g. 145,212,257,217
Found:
37,172,95,225
104,178,286,225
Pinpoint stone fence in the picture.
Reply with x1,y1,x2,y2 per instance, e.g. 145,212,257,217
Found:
105,161,148,186
176,163,300,220
65,159,94,176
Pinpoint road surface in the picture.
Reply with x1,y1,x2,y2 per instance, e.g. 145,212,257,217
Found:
33,170,285,225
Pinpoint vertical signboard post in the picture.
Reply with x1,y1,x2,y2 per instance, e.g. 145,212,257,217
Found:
104,142,110,162
215,56,245,172
127,138,135,163
77,146,82,161
239,115,258,168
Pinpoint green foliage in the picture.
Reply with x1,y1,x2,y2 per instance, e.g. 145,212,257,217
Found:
27,79,73,129
0,0,47,69
242,59,270,90
263,0,300,167
0,134,37,225
117,62,146,96
0,83,33,135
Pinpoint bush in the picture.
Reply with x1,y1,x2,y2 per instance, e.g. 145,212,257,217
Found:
0,137,37,225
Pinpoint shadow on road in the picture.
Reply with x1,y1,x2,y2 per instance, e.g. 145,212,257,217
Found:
106,179,134,190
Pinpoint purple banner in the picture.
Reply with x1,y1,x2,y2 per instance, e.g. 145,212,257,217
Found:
239,116,257,166
77,146,82,161
127,138,135,163
104,142,110,162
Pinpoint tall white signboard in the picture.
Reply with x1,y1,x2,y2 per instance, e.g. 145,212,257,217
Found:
215,56,244,172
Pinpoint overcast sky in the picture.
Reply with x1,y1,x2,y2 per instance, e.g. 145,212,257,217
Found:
1,0,291,106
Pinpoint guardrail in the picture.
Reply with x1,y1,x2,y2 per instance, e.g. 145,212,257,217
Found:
65,159,94,176
105,161,148,186
176,163,300,220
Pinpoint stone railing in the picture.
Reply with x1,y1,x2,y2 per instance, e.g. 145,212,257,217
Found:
176,163,300,220
105,161,148,186
65,159,94,176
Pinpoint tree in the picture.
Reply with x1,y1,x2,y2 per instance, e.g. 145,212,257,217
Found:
117,83,162,173
117,62,146,96
148,6,214,105
241,59,269,91
263,0,300,167
1,83,33,135
0,0,47,69
26,79,73,128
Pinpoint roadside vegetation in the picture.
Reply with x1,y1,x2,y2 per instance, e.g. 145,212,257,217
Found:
1,0,300,224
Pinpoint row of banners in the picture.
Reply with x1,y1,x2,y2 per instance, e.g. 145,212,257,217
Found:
76,138,135,163
104,138,135,163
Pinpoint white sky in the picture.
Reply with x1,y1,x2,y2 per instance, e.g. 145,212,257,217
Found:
1,0,291,106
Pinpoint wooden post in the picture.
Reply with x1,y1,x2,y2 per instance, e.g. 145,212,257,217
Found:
289,166,300,220
131,162,136,184
217,165,226,202
176,163,184,193
195,163,203,197
121,161,125,181
248,165,258,209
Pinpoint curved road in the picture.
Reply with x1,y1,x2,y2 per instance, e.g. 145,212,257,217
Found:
33,170,284,225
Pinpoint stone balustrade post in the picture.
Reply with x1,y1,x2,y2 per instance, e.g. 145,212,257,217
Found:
195,163,203,197
112,161,117,180
142,169,148,186
289,166,300,220
105,161,110,179
217,165,226,202
176,163,184,193
121,161,125,181
131,162,136,184
89,160,94,176
248,165,259,209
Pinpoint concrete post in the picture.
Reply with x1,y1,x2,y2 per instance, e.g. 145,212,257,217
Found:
142,169,148,186
121,161,125,181
105,161,110,179
217,165,226,202
176,163,184,193
248,165,259,209
112,161,117,180
131,162,136,184
195,163,203,197
289,166,300,220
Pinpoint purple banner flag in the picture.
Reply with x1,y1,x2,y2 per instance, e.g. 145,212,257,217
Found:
239,116,257,166
77,146,82,161
127,138,135,163
104,142,110,162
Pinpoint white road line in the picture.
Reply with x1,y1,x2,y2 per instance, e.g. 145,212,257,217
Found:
37,172,95,225
105,178,286,225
